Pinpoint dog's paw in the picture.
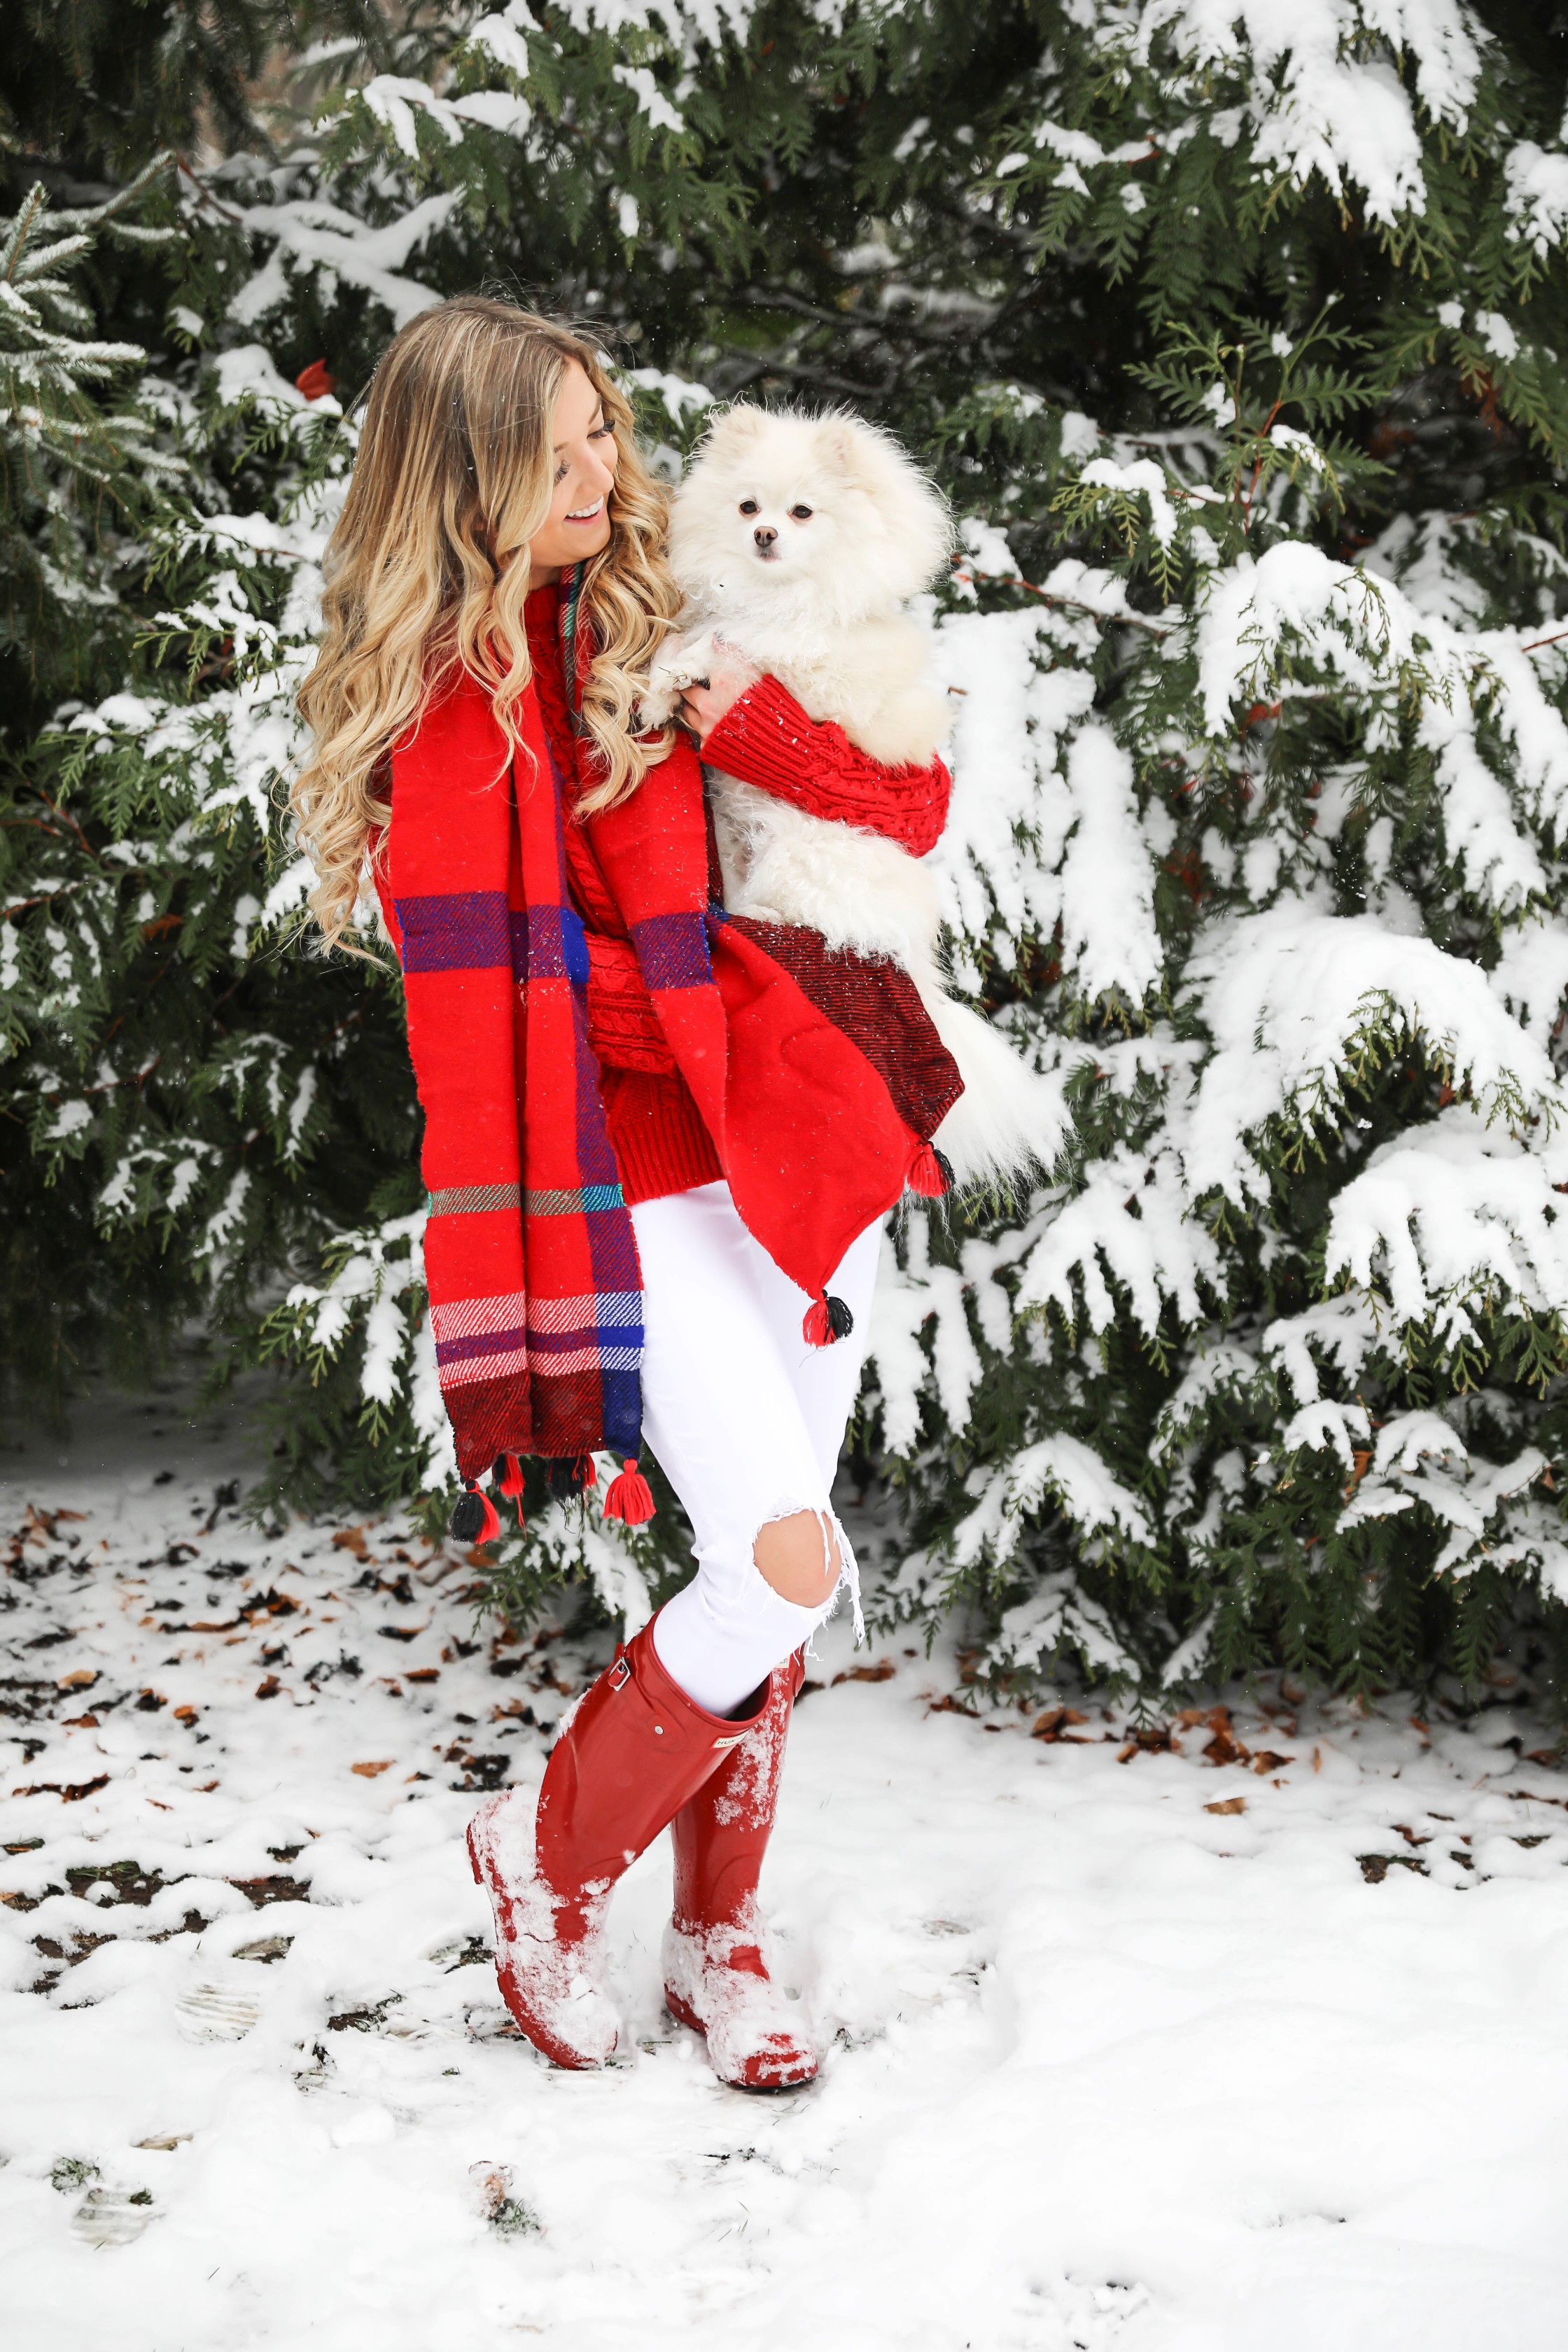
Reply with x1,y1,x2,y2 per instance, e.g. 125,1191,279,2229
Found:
640,666,691,727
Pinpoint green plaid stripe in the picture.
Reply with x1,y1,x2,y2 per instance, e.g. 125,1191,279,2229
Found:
427,1182,523,1217
526,1184,624,1216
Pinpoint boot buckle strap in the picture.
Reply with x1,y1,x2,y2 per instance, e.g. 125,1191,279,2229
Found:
608,1656,631,1691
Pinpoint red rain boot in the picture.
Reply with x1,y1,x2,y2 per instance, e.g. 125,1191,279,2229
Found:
662,1648,819,2090
468,1615,766,2069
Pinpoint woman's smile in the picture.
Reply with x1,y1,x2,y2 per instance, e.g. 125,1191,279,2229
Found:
526,360,620,579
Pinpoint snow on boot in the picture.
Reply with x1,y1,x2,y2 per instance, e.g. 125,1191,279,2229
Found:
663,1648,819,2090
468,1614,768,2070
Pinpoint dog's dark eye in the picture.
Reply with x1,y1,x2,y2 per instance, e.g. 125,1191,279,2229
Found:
738,498,759,516
789,504,813,522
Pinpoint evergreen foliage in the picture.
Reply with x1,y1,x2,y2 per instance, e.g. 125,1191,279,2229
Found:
6,1,1568,1706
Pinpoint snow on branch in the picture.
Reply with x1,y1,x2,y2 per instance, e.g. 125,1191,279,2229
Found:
1128,0,1483,225
1178,904,1559,1208
1326,1105,1568,1327
230,194,458,332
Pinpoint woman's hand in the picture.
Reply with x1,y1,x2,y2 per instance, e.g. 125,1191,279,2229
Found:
676,654,755,747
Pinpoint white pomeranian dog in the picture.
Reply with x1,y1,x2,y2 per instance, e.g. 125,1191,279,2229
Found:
643,401,1051,1190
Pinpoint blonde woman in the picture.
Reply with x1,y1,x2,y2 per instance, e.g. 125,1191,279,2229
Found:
295,296,960,2089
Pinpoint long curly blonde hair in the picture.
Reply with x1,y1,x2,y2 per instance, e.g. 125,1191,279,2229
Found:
293,297,680,948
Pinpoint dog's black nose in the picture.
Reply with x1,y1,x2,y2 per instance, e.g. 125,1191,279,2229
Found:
752,525,778,553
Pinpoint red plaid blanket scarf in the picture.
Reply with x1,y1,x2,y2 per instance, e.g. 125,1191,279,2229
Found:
381,570,960,1487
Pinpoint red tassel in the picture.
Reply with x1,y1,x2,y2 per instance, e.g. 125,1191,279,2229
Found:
473,1489,501,1544
495,1451,526,1500
578,1451,598,1492
908,1142,946,1198
802,1294,854,1347
602,1457,655,1526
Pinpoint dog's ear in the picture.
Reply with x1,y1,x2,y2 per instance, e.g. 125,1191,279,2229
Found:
706,402,769,449
815,416,867,475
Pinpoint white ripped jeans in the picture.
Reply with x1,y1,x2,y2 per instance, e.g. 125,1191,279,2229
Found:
629,1180,881,1716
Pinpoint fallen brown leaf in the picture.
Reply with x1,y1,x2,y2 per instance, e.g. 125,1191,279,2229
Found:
13,1774,110,1802
242,1589,299,1623
351,1760,395,1778
56,1668,98,1691
832,1660,895,1684
254,1674,281,1700
1032,1707,1089,1742
1117,1722,1179,1758
1205,1796,1246,1816
332,1527,371,1560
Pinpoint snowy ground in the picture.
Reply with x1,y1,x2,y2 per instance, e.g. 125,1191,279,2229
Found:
4,1385,1568,2352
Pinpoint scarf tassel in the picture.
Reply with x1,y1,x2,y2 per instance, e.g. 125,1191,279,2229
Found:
493,1450,527,1501
546,1452,598,1502
803,1292,854,1348
450,1482,502,1546
602,1457,656,1526
908,1142,954,1198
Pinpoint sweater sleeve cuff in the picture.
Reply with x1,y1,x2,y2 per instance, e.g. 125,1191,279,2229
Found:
703,673,953,858
701,675,818,795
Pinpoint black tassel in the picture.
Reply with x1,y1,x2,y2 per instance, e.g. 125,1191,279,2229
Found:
450,1488,486,1542
451,1484,500,1544
934,1148,956,1192
825,1294,854,1341
545,1452,597,1502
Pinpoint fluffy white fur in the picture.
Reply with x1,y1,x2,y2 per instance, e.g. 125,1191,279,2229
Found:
646,402,1050,1189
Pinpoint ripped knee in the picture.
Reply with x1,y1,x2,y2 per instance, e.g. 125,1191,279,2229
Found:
752,1508,841,1609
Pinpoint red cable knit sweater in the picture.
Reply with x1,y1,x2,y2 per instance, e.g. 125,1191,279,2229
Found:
523,589,952,1206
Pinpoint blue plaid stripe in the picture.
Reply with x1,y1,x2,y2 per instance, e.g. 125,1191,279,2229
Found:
600,1364,642,1455
508,904,589,984
396,890,511,974
631,910,713,990
527,1303,642,1345
435,1321,526,1368
528,1333,642,1366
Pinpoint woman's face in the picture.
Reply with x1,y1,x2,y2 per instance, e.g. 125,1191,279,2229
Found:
526,359,618,582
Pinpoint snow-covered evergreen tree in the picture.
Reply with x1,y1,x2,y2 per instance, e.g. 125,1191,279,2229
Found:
8,0,1568,1702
